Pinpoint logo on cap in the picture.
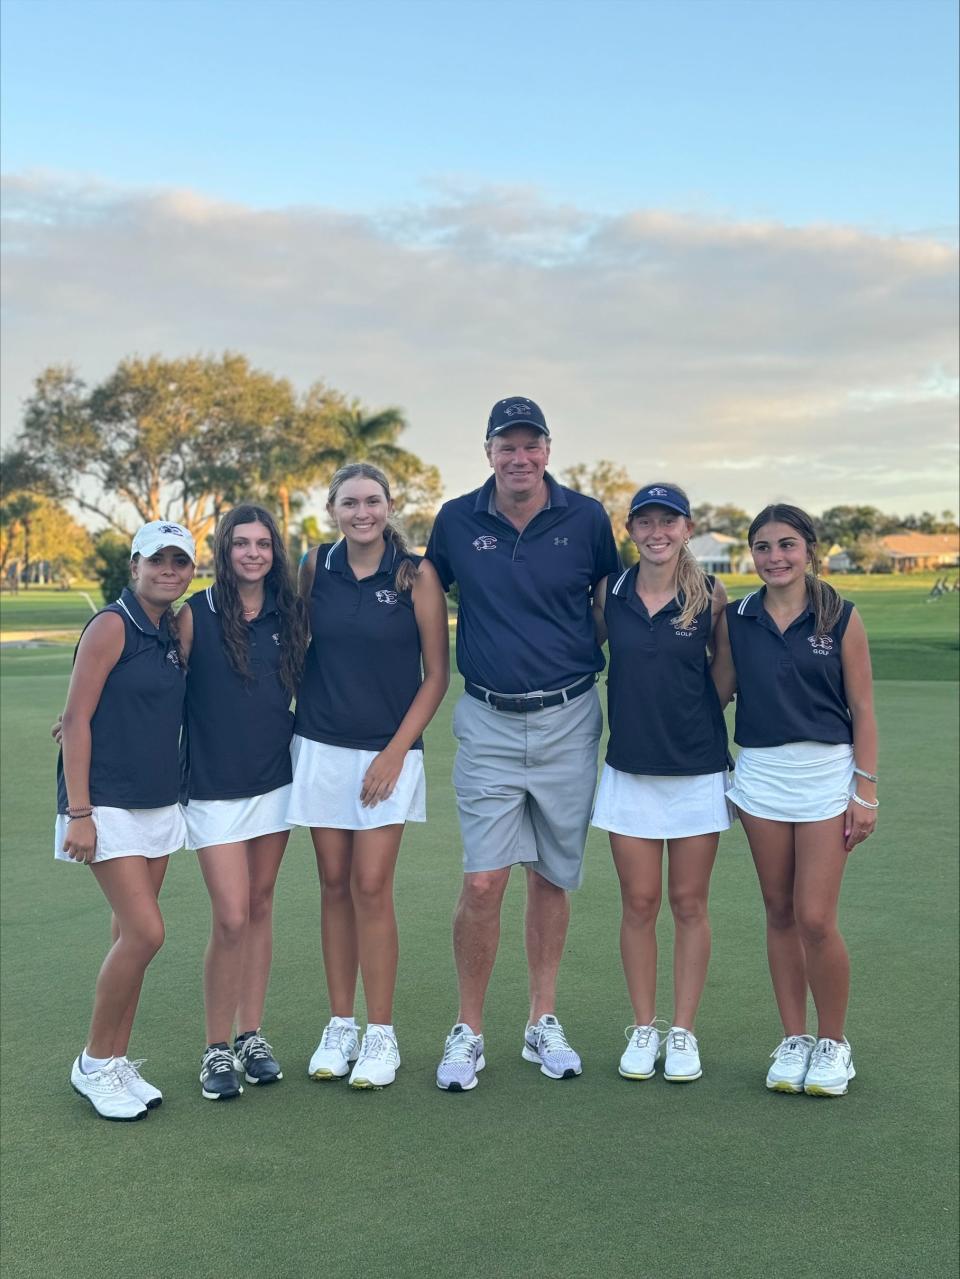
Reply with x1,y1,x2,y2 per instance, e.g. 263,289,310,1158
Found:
647,487,668,498
504,403,532,417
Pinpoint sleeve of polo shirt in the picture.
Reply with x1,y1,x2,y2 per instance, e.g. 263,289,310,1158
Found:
425,509,454,591
592,504,621,583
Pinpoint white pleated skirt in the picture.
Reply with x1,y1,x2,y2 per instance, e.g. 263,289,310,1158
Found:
592,766,733,840
726,741,854,822
183,783,293,850
54,804,186,863
286,734,426,830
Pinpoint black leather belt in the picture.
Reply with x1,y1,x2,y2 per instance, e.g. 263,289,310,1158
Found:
465,673,596,714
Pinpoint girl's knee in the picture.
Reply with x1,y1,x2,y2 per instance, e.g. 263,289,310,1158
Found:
668,891,708,927
763,896,796,931
212,905,249,947
796,910,837,948
621,888,661,926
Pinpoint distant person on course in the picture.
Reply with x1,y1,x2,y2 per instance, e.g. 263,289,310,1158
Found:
591,482,733,1084
56,521,195,1121
178,505,309,1102
716,504,878,1097
290,463,449,1090
426,397,619,1091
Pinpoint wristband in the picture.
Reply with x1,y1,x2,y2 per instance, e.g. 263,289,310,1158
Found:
851,793,879,810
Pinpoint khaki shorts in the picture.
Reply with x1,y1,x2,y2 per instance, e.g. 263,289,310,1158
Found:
451,688,603,890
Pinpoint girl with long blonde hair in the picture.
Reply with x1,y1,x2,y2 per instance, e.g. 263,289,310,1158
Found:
592,483,732,1085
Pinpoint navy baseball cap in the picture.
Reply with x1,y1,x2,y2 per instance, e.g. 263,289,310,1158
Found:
486,396,550,440
628,485,691,519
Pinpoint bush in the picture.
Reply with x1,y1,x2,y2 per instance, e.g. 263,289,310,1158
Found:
92,531,131,604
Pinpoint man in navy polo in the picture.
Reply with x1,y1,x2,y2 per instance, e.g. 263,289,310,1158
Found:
427,396,619,1090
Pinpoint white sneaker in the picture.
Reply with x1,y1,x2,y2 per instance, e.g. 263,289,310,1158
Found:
436,1023,485,1091
663,1026,702,1082
308,1018,360,1080
115,1056,163,1109
349,1028,400,1089
766,1035,817,1093
522,1014,582,1080
70,1055,148,1121
619,1024,661,1080
804,1037,855,1097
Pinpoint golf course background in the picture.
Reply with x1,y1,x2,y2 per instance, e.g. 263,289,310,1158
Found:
1,576,957,1278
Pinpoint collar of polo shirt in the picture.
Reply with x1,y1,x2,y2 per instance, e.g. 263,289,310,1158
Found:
324,535,398,579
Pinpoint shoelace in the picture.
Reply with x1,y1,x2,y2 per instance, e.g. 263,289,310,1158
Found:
624,1018,667,1048
203,1048,237,1075
240,1034,274,1062
536,1021,573,1053
321,1023,354,1051
442,1031,480,1063
770,1035,816,1064
358,1031,398,1064
810,1038,842,1066
667,1029,695,1053
116,1057,147,1084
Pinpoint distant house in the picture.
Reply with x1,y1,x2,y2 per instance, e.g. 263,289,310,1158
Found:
826,543,855,573
879,532,960,572
688,532,751,574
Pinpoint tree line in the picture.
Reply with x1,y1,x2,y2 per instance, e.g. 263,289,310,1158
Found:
1,352,956,587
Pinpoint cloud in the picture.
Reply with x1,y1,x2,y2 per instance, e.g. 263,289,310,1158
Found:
2,173,957,517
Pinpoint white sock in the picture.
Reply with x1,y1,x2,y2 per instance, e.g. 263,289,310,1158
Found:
81,1050,112,1074
367,1022,395,1038
331,1015,357,1029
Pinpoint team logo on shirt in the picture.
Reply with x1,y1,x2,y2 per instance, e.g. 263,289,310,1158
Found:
473,535,498,551
375,589,398,605
166,649,181,668
669,611,700,636
808,634,834,656
272,632,280,646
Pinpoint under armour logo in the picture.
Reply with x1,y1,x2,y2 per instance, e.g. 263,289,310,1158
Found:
554,537,568,546
646,487,668,498
375,589,398,604
504,403,532,417
473,535,498,551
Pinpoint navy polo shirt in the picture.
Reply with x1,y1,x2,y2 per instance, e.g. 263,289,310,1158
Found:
182,585,294,801
726,588,855,748
425,472,619,693
294,538,424,752
604,568,728,776
56,588,186,812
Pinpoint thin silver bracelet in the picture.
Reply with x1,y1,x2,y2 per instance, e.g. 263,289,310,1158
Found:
853,766,878,783
851,793,879,810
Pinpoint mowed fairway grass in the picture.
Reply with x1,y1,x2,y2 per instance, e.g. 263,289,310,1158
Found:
1,580,957,1278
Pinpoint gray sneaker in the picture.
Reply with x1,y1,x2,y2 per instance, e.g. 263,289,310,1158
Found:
522,1014,582,1080
436,1024,485,1091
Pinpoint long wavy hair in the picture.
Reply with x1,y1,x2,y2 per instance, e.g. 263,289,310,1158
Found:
212,504,308,697
327,463,417,593
748,503,843,636
627,481,710,630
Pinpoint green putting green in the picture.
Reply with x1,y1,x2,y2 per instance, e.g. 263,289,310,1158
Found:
1,582,957,1278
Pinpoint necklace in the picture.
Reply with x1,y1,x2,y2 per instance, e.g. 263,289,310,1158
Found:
241,604,261,618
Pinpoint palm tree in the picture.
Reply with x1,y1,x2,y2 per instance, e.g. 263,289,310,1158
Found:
331,401,411,469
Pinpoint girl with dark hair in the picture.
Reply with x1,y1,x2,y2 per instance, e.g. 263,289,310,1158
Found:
177,504,309,1101
289,463,449,1089
57,521,195,1120
720,503,878,1096
591,483,732,1085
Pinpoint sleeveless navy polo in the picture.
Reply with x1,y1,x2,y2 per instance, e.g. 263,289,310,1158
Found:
182,585,295,801
56,587,185,812
603,567,728,776
726,589,855,748
425,472,619,693
294,539,425,752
